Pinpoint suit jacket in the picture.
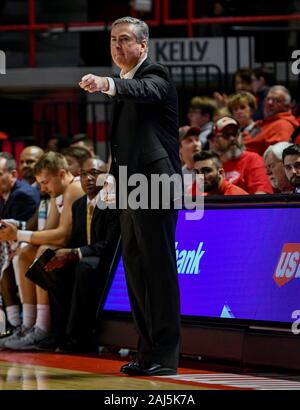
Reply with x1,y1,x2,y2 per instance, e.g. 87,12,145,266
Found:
68,195,120,271
110,58,181,180
0,179,40,221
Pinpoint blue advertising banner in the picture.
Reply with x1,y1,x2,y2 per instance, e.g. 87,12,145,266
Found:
103,207,300,324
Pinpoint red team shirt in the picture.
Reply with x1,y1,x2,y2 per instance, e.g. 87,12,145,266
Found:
223,151,273,194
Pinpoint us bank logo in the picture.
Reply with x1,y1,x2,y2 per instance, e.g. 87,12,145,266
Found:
175,241,205,275
273,243,300,287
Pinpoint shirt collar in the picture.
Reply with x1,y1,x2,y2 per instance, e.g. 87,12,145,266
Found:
120,55,148,79
87,195,97,207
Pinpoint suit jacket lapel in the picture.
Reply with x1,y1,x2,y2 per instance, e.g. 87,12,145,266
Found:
110,57,152,139
133,57,152,78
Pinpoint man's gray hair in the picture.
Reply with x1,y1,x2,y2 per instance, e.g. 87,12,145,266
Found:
263,141,293,161
112,16,149,43
268,85,292,105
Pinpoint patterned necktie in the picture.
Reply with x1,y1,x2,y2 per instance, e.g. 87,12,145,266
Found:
86,202,94,245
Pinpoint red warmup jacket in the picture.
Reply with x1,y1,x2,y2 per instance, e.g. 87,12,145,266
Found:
243,111,298,156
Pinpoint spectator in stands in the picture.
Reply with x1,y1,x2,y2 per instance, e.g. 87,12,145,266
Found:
187,97,216,147
250,66,275,120
244,85,298,156
179,126,202,193
204,0,239,36
282,144,300,194
227,92,257,135
46,134,71,153
62,146,93,177
234,68,253,93
34,158,119,353
0,152,84,349
263,142,293,193
19,146,44,186
70,134,96,157
214,68,253,108
209,116,273,194
193,151,248,196
0,152,40,337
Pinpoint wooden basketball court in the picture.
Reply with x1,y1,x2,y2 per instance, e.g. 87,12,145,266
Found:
1,350,300,390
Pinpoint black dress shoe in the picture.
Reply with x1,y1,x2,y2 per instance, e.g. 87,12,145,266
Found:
120,361,177,376
141,362,177,376
120,361,141,375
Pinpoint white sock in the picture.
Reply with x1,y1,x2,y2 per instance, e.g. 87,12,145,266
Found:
22,304,36,329
36,304,51,333
6,305,21,327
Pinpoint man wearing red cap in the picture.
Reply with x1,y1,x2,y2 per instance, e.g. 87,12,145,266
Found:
209,116,273,194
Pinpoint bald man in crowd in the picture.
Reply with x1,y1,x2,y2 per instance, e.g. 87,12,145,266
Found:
19,146,44,186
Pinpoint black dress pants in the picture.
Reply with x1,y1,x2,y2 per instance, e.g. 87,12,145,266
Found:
120,208,180,370
46,256,103,346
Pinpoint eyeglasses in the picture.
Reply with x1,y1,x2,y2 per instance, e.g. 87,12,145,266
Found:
266,97,285,104
80,170,106,178
283,162,300,172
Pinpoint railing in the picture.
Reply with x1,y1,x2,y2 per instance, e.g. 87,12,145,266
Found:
1,0,300,68
2,0,300,150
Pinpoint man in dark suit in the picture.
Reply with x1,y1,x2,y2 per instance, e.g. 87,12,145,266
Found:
35,158,120,352
79,17,181,375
